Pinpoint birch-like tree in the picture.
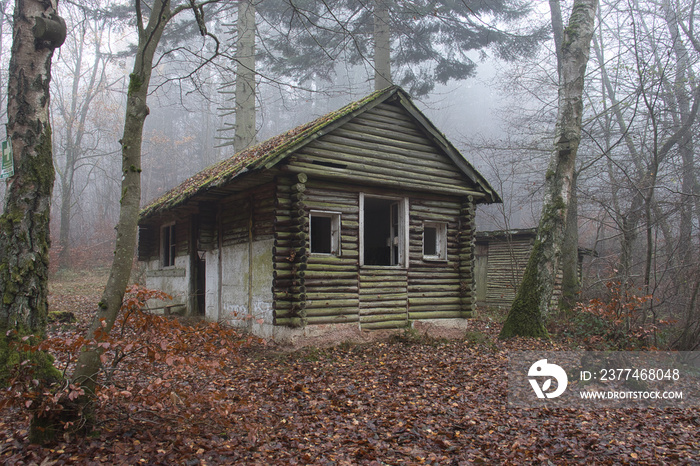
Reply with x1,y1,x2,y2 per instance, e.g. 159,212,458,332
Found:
500,0,598,339
0,0,65,362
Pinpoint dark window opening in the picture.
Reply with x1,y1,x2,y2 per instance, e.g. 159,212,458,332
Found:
311,216,332,254
363,197,402,266
162,224,176,267
424,226,438,256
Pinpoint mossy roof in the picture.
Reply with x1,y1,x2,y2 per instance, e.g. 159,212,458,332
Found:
140,86,499,221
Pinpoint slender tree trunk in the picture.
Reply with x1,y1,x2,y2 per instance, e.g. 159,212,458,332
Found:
71,0,171,396
373,0,392,90
560,172,580,309
500,0,598,339
57,20,105,270
234,0,256,153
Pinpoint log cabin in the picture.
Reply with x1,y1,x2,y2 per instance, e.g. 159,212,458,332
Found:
137,86,501,342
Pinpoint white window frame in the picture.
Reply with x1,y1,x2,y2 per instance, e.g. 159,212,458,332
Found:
161,223,176,267
359,193,409,268
423,221,447,261
309,210,341,256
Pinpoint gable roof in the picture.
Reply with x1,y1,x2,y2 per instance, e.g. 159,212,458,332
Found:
140,86,500,220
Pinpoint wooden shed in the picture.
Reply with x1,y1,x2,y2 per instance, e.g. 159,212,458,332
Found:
138,86,500,342
474,228,592,310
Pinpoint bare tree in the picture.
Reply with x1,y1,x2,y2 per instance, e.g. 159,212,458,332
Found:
71,0,219,410
53,3,113,270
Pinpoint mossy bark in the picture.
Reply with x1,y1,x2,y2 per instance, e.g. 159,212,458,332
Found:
0,0,60,335
499,0,597,339
0,0,65,444
499,242,549,339
1,0,62,361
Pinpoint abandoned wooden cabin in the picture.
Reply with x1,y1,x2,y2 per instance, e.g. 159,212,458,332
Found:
137,86,500,342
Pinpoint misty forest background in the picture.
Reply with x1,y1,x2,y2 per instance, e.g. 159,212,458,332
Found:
1,0,699,350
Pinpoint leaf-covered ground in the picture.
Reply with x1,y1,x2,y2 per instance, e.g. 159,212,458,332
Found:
1,271,699,464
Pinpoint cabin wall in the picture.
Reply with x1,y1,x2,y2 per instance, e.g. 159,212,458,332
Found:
272,175,475,330
205,184,276,334
140,219,191,314
285,101,480,197
474,235,533,309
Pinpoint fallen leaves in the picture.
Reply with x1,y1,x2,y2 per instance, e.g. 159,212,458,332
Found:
1,274,699,464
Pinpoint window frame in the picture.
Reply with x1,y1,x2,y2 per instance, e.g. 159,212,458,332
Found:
161,223,176,267
359,193,409,268
422,221,447,262
309,210,341,256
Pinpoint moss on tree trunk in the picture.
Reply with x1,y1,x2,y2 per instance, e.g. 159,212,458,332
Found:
1,0,64,390
499,0,598,339
499,241,549,339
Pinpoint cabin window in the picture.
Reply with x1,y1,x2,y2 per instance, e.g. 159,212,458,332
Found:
161,224,176,267
360,194,408,267
423,222,447,261
310,211,341,255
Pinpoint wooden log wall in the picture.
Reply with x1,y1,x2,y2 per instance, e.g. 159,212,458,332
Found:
197,202,218,251
272,174,308,327
303,180,360,326
216,183,276,248
137,225,157,262
458,198,476,318
270,99,485,329
287,101,480,197
407,196,463,321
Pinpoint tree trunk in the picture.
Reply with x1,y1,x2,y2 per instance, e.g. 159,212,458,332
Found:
0,0,65,445
56,19,105,270
560,171,580,309
0,0,64,334
234,0,257,153
373,0,392,90
550,0,580,310
71,0,171,396
500,0,598,339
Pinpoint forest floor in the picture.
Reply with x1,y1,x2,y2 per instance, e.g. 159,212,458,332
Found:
1,270,699,465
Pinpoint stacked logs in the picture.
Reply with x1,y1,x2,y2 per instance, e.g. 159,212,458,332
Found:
458,196,476,318
273,173,309,327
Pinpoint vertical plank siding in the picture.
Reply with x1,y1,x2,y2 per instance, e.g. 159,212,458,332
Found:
474,230,563,310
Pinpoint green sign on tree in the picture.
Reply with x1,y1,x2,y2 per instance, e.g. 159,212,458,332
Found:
1,139,13,179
